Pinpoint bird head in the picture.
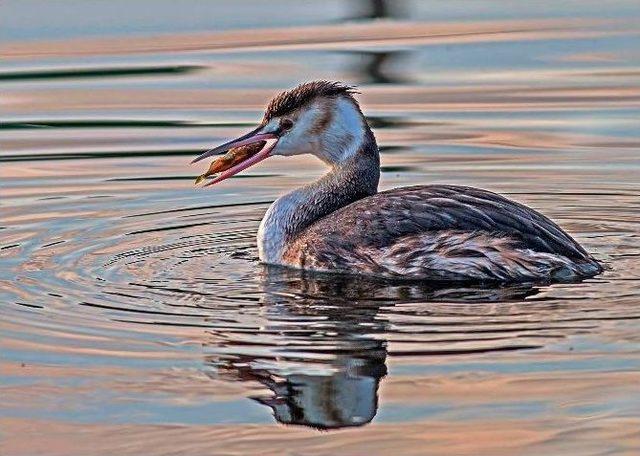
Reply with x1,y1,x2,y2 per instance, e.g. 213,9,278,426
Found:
192,81,371,187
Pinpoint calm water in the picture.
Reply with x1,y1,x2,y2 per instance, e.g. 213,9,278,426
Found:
1,1,640,455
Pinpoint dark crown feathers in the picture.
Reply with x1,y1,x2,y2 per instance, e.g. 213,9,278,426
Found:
263,81,359,121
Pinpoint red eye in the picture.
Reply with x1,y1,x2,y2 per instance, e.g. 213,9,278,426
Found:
280,118,294,131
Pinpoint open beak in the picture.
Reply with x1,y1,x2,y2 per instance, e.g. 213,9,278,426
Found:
192,126,279,187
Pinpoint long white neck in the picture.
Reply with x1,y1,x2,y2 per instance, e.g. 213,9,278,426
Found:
258,133,379,265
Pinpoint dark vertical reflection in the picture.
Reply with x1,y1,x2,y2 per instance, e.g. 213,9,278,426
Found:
348,50,410,85
205,268,540,430
346,0,411,84
349,0,402,20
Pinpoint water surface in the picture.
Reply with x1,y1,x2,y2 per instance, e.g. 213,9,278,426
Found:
1,1,640,455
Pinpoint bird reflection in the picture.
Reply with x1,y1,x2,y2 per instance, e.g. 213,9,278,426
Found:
205,267,540,430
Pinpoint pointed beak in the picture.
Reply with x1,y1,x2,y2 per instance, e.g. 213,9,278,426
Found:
192,126,279,187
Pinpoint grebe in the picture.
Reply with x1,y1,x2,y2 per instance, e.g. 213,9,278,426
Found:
193,81,602,282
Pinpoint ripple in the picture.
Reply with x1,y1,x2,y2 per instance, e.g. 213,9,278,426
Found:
0,64,203,82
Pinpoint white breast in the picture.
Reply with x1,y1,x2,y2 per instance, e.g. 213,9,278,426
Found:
258,189,307,264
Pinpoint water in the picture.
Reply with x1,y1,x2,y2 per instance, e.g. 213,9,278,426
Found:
1,1,639,454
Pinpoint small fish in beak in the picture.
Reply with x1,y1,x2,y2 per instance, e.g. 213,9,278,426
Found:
192,127,279,187
194,141,265,185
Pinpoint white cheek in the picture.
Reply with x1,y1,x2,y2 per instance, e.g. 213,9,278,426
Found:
272,107,320,156
272,136,295,156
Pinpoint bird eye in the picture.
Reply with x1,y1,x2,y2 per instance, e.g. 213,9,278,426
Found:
280,118,294,131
